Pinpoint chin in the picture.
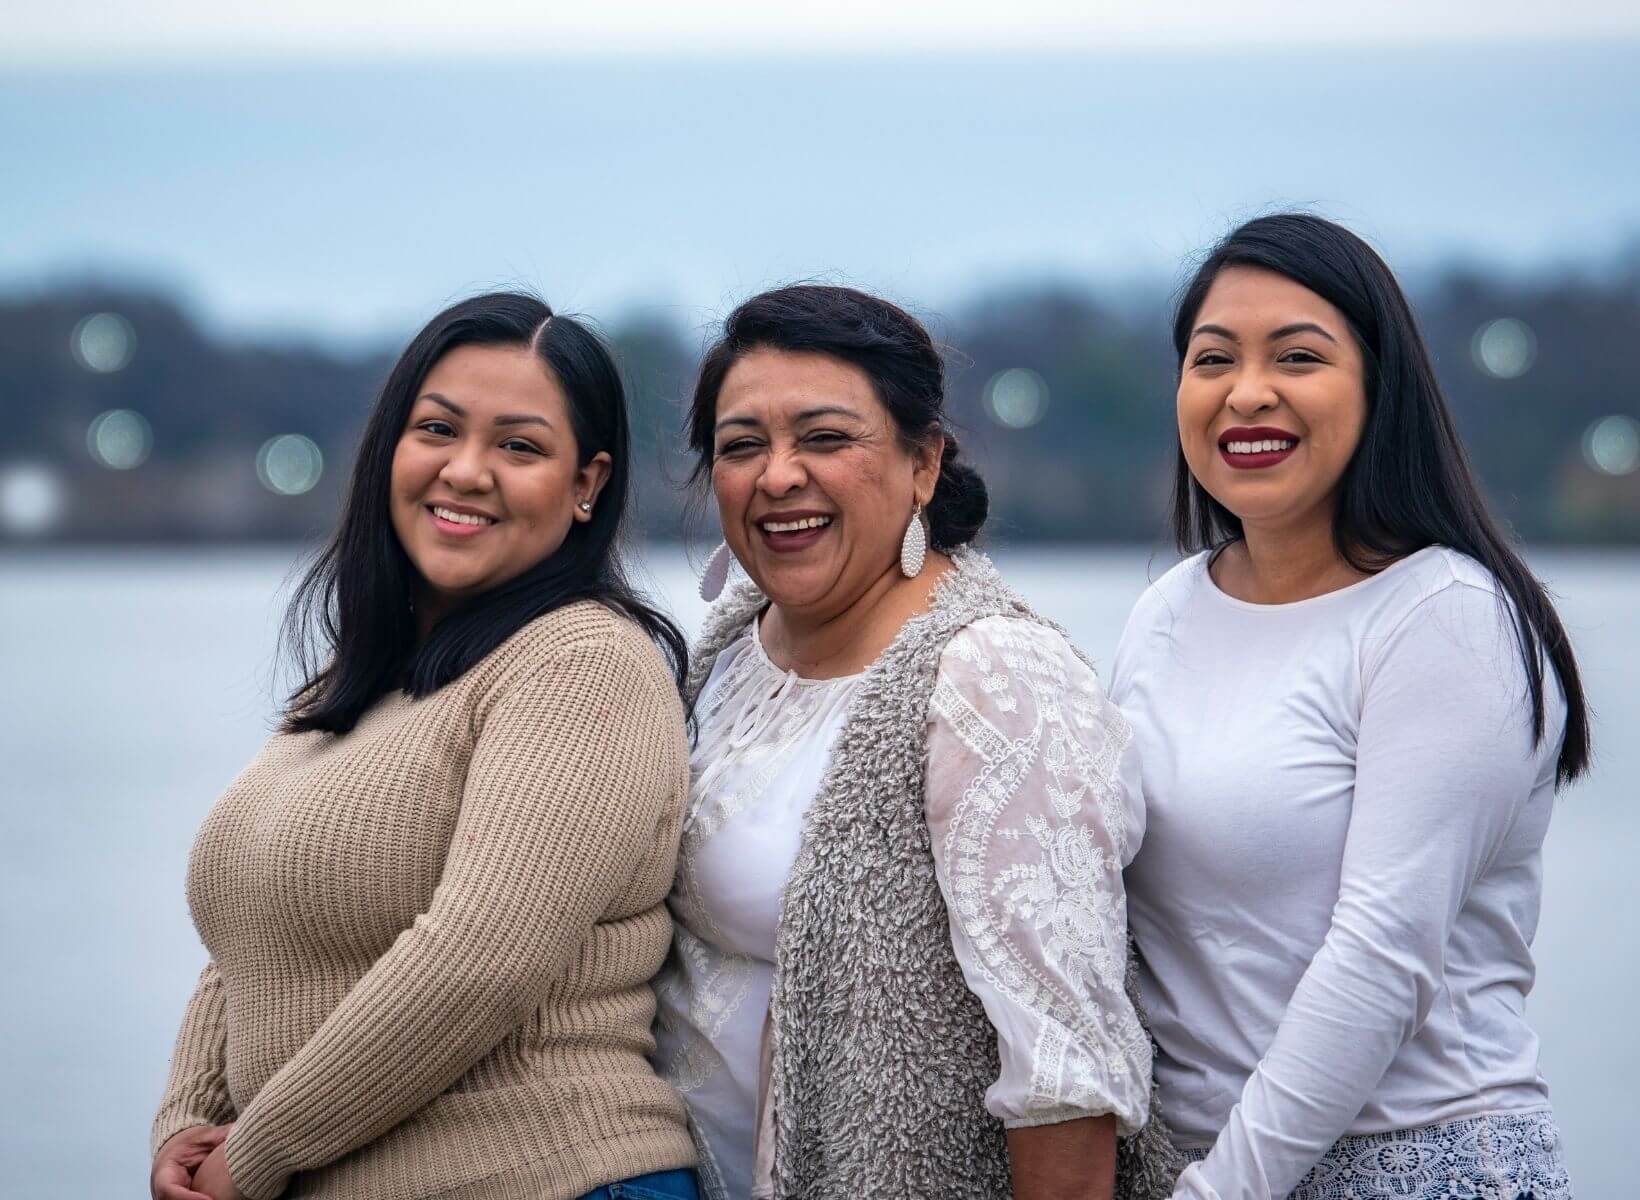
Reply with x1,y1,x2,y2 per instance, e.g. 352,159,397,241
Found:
415,559,495,599
1207,477,1298,515
425,580,490,605
1219,497,1307,528
752,564,837,609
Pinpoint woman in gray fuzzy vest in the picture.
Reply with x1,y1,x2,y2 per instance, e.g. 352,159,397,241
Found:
651,284,1181,1200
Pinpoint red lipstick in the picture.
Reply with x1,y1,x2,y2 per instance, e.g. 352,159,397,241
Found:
1217,425,1301,471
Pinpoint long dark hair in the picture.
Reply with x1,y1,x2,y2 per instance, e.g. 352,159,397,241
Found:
686,284,989,549
282,291,687,734
1171,214,1589,784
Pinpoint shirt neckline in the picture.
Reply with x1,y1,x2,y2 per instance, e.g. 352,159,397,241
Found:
1198,543,1444,613
748,613,867,685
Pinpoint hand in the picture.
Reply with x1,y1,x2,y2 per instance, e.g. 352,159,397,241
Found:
191,1136,248,1200
151,1124,228,1200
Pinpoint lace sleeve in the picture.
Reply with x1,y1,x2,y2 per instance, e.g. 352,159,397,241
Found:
925,615,1151,1134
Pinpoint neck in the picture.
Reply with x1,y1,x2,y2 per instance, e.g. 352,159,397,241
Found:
412,584,450,645
1220,507,1368,604
762,551,953,678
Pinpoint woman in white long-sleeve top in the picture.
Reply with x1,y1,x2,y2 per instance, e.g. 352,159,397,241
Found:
652,284,1181,1200
1110,214,1590,1200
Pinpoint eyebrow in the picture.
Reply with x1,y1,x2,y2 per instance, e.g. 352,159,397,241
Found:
713,405,864,434
794,405,863,422
1191,321,1338,344
1271,321,1338,344
421,392,551,428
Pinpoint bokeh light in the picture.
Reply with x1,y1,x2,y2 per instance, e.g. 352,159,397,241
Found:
983,367,1050,429
70,312,136,373
0,463,68,535
86,409,154,470
1471,317,1536,379
256,434,324,495
1583,415,1640,477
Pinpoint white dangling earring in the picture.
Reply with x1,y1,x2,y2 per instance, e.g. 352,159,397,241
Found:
899,504,927,578
698,540,735,602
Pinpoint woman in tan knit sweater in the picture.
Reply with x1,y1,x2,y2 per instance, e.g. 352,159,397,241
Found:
150,293,699,1200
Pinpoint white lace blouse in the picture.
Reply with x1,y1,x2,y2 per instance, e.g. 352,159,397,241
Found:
653,613,1151,1199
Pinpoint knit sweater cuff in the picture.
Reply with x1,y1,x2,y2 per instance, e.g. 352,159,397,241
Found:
150,1091,232,1160
223,1122,293,1200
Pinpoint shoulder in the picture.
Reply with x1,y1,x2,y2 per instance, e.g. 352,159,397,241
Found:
694,622,758,699
1376,545,1500,606
941,613,1077,666
937,614,1105,701
1359,547,1529,688
687,581,766,698
481,601,681,711
1359,546,1510,645
1125,550,1211,629
1112,551,1211,666
507,598,659,656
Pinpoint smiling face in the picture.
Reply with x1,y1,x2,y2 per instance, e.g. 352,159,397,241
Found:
710,347,940,617
389,343,610,622
1178,265,1369,536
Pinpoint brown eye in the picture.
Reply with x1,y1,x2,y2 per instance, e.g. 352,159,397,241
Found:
418,420,455,437
1194,351,1232,367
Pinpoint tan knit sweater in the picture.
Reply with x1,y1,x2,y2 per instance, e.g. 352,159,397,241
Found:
152,601,696,1200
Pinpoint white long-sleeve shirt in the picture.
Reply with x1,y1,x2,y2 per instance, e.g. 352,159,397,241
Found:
1111,546,1566,1200
654,614,1151,1199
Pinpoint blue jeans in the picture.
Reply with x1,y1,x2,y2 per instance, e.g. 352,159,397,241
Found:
576,1168,699,1200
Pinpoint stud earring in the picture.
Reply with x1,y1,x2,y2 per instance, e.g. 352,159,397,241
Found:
577,501,593,514
900,504,927,578
698,541,735,602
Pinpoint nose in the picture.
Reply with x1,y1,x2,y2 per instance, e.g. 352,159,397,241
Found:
1225,367,1279,419
438,440,494,493
756,445,808,498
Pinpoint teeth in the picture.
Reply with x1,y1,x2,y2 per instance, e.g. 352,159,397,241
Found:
762,515,832,533
433,506,494,526
1226,439,1296,454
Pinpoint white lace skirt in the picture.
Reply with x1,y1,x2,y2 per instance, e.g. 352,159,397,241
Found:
1180,1109,1572,1200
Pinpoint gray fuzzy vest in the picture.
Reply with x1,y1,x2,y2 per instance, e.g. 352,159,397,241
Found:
685,550,1183,1200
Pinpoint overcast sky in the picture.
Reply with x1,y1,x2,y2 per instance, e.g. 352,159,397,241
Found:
4,11,1639,345
10,0,1640,62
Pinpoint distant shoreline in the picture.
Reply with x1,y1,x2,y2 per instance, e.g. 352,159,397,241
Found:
6,539,1638,557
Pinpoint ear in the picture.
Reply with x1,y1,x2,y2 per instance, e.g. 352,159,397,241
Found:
573,451,614,522
911,427,944,508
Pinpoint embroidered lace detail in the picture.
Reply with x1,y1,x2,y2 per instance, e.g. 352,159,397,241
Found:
681,626,860,848
656,627,862,1098
927,617,1150,1130
1180,1110,1572,1200
654,926,753,1093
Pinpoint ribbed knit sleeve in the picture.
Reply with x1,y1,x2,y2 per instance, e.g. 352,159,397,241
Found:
151,961,236,1157
220,639,684,1200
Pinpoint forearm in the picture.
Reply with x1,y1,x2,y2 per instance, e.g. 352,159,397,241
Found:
152,961,236,1157
221,911,558,1196
1174,931,1420,1199
222,817,657,1196
1008,1115,1118,1200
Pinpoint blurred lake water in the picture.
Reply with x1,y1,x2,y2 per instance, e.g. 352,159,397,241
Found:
2,544,1634,1197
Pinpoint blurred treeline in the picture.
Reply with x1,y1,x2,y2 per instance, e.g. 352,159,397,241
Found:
5,262,1639,545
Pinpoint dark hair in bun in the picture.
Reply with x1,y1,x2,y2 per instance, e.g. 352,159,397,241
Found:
687,284,988,549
